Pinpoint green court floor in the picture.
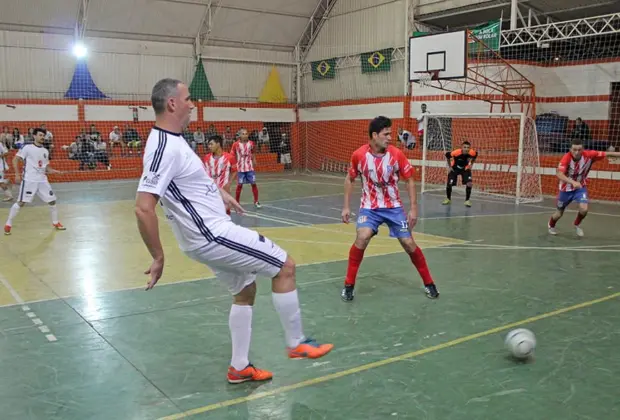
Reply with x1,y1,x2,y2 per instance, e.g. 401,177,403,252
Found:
0,174,619,419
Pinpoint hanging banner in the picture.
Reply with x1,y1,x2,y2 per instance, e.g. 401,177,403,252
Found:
468,19,501,52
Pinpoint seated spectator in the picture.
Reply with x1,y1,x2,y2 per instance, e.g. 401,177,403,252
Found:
1,126,13,149
123,125,142,155
570,117,591,142
78,137,97,170
183,128,194,150
88,124,101,142
12,128,24,149
63,137,80,160
206,124,218,138
40,124,54,158
24,128,35,145
94,138,111,170
223,125,234,149
109,126,126,156
193,127,206,154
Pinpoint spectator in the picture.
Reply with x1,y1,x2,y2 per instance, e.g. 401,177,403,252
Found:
40,124,54,159
206,124,217,138
182,128,194,149
94,138,111,170
193,127,206,154
279,133,291,170
258,127,270,152
123,125,141,155
398,127,416,149
1,126,13,149
570,117,591,142
88,124,101,142
78,136,96,170
109,126,125,156
223,125,234,148
12,128,24,149
24,128,35,145
64,136,81,160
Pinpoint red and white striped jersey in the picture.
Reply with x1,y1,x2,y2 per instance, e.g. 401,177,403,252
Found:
203,152,233,188
558,150,606,192
231,140,255,172
348,144,414,209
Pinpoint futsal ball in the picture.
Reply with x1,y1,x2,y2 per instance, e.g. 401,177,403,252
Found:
505,328,536,360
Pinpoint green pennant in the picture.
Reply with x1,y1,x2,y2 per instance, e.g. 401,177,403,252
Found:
189,59,215,101
311,58,336,80
361,48,392,73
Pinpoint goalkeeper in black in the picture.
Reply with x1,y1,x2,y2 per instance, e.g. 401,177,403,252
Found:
443,141,478,207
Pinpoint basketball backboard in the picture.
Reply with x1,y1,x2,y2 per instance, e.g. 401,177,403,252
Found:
409,30,467,82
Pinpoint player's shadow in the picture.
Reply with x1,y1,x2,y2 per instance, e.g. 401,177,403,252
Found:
504,354,535,364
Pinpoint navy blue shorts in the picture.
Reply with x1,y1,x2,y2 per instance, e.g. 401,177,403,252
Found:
557,187,588,210
237,171,256,185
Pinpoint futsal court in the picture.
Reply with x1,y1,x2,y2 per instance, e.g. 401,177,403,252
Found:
0,172,618,419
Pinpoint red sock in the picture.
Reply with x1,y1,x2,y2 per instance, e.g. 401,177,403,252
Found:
409,246,434,286
574,213,586,226
226,208,231,216
251,184,259,203
235,184,243,203
345,245,365,286
549,217,558,228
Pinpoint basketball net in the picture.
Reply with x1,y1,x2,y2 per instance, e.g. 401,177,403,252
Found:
416,71,438,88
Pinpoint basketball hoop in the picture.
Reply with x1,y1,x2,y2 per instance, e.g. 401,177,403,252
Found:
415,70,439,87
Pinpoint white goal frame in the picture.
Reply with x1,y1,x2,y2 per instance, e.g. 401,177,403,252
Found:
420,112,543,204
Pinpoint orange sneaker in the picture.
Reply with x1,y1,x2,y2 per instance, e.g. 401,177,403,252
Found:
4,225,10,236
227,363,273,384
287,338,334,359
53,223,66,231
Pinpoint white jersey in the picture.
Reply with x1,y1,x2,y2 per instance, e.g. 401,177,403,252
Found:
0,143,9,172
17,144,49,182
137,127,229,252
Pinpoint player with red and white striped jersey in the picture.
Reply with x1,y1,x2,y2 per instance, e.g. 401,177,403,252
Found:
204,135,234,215
340,116,439,301
549,138,620,237
230,129,260,208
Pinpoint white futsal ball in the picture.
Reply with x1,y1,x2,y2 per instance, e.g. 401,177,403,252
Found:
505,328,536,359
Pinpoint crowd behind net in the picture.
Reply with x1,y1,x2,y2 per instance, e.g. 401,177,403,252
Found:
1,11,619,205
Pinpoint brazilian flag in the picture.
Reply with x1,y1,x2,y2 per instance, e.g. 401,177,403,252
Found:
311,58,336,80
361,49,392,73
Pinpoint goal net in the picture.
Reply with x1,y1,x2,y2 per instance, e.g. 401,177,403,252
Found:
420,113,543,204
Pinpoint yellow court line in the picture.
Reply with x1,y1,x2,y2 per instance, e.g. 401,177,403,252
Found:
158,291,620,420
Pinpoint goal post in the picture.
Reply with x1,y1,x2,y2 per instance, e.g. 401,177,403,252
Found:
420,112,543,204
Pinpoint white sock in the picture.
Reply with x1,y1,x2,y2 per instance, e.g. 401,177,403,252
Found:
229,304,252,370
3,187,12,198
272,290,305,348
49,204,58,225
6,203,20,226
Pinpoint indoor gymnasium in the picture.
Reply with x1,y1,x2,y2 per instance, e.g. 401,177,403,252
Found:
1,0,620,418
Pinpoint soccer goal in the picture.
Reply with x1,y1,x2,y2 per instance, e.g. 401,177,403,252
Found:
419,112,543,204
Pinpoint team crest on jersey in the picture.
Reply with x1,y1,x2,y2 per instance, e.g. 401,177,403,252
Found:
142,173,160,187
386,165,394,174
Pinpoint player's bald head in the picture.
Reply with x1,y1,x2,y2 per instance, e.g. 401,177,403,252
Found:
151,78,183,115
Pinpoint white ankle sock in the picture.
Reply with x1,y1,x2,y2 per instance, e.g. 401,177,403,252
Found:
49,204,58,225
272,290,305,348
229,304,252,370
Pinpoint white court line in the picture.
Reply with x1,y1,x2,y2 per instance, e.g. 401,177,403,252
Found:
442,244,620,253
262,204,341,221
0,271,58,341
425,191,620,218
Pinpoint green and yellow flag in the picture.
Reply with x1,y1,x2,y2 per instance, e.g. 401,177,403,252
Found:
311,58,336,80
361,49,392,73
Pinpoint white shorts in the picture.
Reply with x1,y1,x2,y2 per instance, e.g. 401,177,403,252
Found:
281,153,291,164
185,223,288,295
18,180,57,203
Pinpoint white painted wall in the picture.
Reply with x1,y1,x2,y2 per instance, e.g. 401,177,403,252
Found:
0,31,295,102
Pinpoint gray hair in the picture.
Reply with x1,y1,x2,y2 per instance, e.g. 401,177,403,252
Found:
151,78,182,115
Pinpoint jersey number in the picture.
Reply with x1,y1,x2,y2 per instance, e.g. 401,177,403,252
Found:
400,221,408,229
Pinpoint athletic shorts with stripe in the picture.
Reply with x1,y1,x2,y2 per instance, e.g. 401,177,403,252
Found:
18,181,57,203
185,222,288,295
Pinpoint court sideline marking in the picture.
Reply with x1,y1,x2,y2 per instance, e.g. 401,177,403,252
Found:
0,271,57,342
158,291,620,419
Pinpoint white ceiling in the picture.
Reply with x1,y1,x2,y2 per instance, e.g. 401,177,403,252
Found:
0,0,617,51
